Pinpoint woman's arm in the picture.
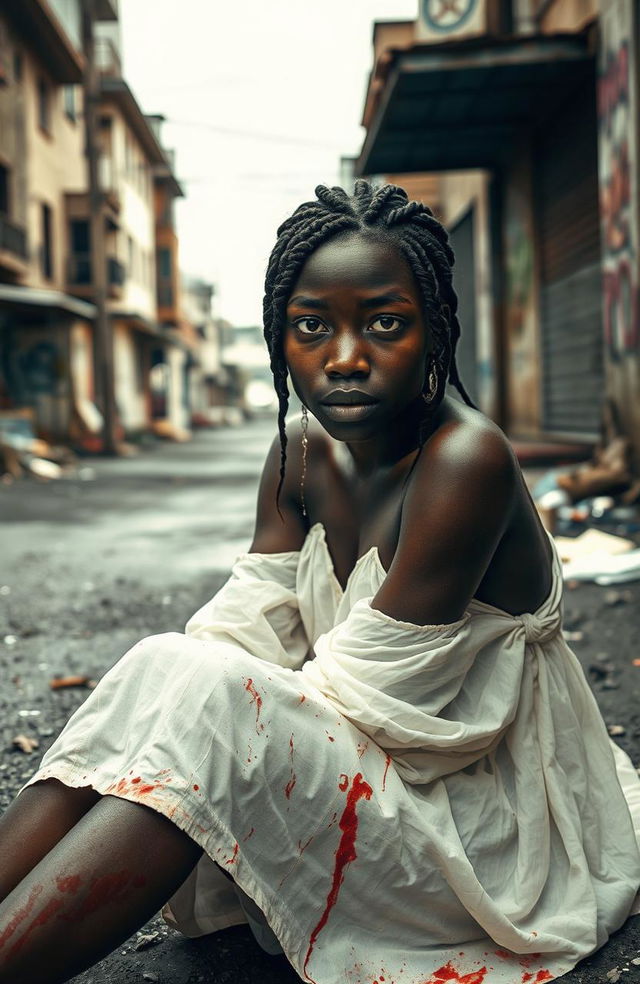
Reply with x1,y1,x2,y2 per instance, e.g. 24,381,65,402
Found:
371,420,517,626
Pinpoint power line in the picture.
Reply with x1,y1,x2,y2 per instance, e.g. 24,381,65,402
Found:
164,117,348,149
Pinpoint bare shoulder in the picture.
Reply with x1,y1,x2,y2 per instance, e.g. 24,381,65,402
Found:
372,402,518,625
414,403,517,500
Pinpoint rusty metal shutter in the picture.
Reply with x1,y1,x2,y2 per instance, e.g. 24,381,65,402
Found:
535,86,603,437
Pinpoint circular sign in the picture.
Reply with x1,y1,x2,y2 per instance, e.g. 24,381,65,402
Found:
421,0,479,33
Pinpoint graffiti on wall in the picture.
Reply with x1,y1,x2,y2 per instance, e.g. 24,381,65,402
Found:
598,9,639,360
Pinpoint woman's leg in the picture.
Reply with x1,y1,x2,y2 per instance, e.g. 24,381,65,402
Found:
0,780,100,900
0,793,202,984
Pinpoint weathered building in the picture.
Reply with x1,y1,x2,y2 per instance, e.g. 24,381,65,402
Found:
358,0,640,465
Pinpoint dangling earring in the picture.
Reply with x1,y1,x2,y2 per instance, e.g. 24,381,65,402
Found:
422,364,438,405
300,404,309,517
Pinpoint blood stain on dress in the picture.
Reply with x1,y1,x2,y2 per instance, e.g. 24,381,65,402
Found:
299,694,307,704
193,784,199,791
421,962,487,984
244,678,264,733
243,827,255,842
285,734,297,799
522,975,533,983
0,883,43,948
298,834,314,855
494,951,511,960
225,842,239,866
302,772,373,983
533,972,552,983
382,755,391,791
56,875,81,894
326,732,335,742
338,774,349,791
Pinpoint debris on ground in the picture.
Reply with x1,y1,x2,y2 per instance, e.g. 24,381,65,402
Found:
12,734,40,753
134,932,163,951
49,675,97,690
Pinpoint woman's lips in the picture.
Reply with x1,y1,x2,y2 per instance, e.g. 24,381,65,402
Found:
318,402,380,422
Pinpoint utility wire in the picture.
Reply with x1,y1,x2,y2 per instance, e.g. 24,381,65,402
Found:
164,117,348,149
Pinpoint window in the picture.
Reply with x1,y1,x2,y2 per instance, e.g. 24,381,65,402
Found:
37,77,51,133
0,165,9,216
41,203,53,279
157,247,171,279
63,85,76,122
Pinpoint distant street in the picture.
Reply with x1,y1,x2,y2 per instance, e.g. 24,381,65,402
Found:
0,418,639,983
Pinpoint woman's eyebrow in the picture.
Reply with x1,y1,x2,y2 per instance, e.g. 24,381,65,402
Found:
288,295,328,309
360,292,413,308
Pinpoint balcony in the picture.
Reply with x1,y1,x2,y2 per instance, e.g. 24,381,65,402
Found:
0,215,28,259
95,37,122,78
67,253,126,299
0,214,29,277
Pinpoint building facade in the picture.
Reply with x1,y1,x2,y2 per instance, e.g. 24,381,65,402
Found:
0,0,211,448
358,0,640,465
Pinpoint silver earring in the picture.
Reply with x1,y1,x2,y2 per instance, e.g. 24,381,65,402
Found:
300,404,309,517
422,365,438,404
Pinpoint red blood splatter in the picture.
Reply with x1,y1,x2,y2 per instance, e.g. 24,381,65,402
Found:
225,842,239,866
137,785,158,795
302,772,373,982
7,897,65,957
0,884,43,948
495,950,512,960
519,954,541,969
338,774,349,791
245,678,264,732
299,694,307,704
534,973,552,983
422,963,487,984
66,870,146,922
131,776,141,784
382,754,391,792
243,827,255,841
56,875,81,894
193,784,200,791
285,734,297,799
326,733,335,742
522,975,533,983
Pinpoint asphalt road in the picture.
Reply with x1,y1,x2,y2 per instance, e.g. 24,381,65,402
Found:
0,417,638,983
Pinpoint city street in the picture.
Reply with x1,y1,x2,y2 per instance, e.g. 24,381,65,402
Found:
0,419,638,984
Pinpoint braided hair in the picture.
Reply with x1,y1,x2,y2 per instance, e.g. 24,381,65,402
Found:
262,180,476,502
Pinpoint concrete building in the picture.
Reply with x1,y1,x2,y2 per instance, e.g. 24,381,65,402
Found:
0,0,115,440
357,0,640,466
0,0,199,447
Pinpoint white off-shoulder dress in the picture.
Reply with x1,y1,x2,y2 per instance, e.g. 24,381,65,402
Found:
25,523,640,984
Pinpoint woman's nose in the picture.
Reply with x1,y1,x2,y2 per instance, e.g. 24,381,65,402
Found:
324,332,370,378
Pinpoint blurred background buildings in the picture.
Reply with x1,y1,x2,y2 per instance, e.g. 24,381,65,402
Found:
0,0,639,485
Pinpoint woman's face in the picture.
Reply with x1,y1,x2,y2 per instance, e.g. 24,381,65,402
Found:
284,232,431,442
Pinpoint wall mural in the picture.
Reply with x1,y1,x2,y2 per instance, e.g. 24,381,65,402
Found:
598,8,639,360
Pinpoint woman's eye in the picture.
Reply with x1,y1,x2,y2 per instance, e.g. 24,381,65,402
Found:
295,317,328,335
369,315,403,333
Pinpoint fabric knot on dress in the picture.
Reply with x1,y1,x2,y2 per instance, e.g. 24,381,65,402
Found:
517,611,561,644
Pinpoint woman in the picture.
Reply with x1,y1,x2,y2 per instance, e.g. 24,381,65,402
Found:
0,182,638,984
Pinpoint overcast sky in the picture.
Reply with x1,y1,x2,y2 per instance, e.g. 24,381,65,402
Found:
119,0,416,326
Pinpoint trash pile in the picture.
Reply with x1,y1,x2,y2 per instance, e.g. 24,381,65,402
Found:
533,402,640,584
0,409,78,484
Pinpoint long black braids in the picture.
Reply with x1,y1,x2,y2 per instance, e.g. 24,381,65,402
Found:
262,180,476,506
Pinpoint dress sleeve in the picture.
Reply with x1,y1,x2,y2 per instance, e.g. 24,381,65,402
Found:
300,597,533,783
185,550,309,670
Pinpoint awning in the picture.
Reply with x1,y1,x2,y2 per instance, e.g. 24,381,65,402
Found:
357,33,595,174
0,285,96,320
